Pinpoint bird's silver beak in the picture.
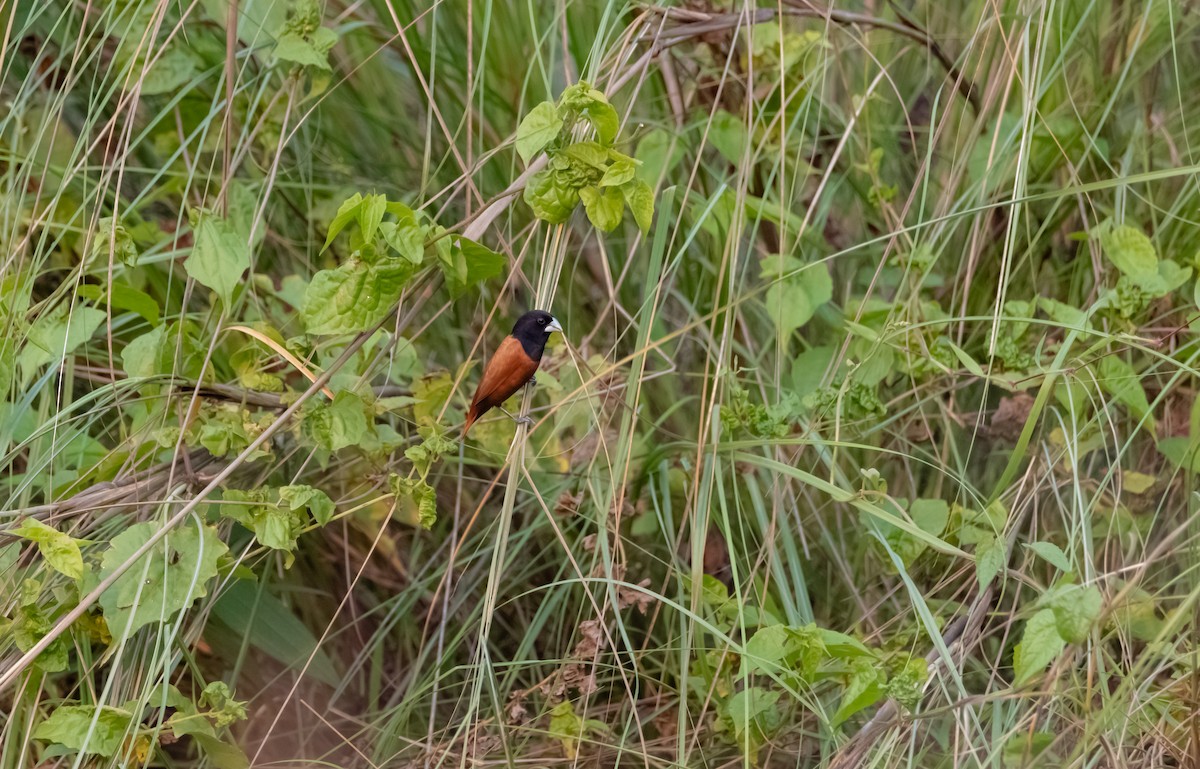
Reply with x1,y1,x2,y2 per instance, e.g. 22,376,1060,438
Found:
546,317,562,334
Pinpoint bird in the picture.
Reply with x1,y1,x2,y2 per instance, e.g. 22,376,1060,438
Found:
462,310,562,436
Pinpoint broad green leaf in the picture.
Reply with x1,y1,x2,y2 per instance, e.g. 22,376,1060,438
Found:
379,220,425,264
1025,541,1071,572
833,658,886,725
599,157,637,187
1098,355,1153,427
11,518,83,581
141,43,200,95
583,100,619,145
708,109,750,165
791,346,835,398
635,128,685,185
322,193,363,251
97,520,227,640
273,27,336,70
278,484,335,526
764,263,832,336
1013,608,1065,684
34,704,133,757
721,687,783,753
910,499,949,537
740,623,823,679
1039,583,1102,643
1157,437,1200,474
515,101,563,164
123,321,205,382
76,283,159,325
1094,220,1158,283
302,259,412,335
975,533,1005,588
19,305,106,379
580,185,624,232
186,213,250,307
439,236,505,298
622,178,654,234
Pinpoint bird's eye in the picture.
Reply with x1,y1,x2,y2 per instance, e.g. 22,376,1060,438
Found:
538,318,546,324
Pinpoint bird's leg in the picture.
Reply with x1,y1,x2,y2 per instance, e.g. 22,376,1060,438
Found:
497,406,534,427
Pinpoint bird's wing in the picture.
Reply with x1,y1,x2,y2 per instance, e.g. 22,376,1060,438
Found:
470,335,540,413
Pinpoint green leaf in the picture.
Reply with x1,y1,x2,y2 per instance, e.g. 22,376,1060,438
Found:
580,185,624,232
583,100,619,145
1039,583,1102,643
884,657,929,711
278,484,335,526
322,193,363,251
1013,608,1066,684
599,156,637,188
141,43,200,95
548,701,608,759
121,326,168,379
11,518,83,581
34,704,133,757
635,128,685,185
1002,731,1058,768
975,533,1005,588
12,580,72,672
791,346,835,398
186,213,250,307
273,30,335,70
708,110,749,165
302,259,412,335
97,520,227,640
303,391,371,451
764,262,832,336
1109,583,1162,641
91,217,139,267
1098,355,1153,427
19,305,106,381
721,687,783,753
621,178,654,234
515,101,563,164
524,168,581,223
439,236,505,298
222,489,298,555
379,220,426,264
389,474,438,529
357,193,387,244
740,623,824,679
77,282,159,325
1094,220,1158,282
1025,541,1071,572
833,658,886,725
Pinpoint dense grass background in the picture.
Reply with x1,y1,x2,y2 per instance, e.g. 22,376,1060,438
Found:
2,0,1199,766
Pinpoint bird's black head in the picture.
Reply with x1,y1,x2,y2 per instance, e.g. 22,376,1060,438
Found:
510,310,562,360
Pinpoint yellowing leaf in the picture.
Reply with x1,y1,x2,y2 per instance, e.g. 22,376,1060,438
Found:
11,518,83,581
